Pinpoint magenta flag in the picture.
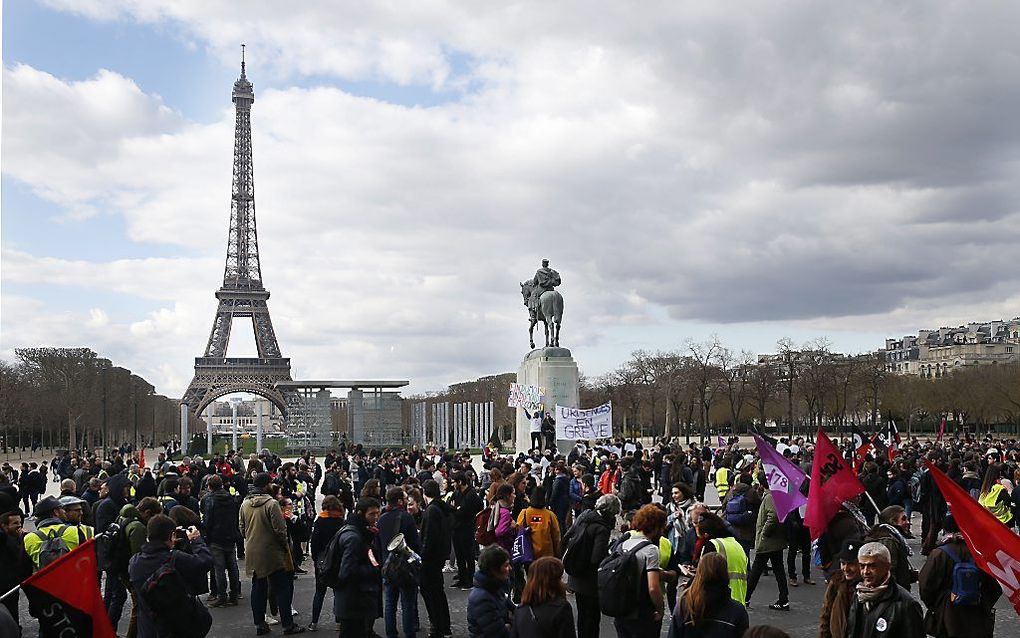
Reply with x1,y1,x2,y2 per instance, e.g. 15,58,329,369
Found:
752,433,807,522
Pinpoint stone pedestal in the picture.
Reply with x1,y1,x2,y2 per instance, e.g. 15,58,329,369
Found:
516,347,579,454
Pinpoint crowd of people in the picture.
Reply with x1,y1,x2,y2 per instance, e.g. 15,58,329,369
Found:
0,430,1016,638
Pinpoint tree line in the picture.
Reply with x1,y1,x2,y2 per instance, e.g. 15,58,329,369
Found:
0,347,190,454
577,337,1020,440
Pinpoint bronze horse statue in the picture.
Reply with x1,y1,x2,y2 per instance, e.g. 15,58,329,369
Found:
520,281,563,349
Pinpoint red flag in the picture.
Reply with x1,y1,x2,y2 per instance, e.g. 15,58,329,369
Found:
853,442,873,473
139,448,146,469
887,421,900,460
805,427,865,540
21,539,117,638
936,418,947,442
926,459,1020,615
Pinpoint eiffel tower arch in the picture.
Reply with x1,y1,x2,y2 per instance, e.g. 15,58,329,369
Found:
183,50,294,418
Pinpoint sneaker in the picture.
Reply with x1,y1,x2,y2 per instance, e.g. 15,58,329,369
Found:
207,597,226,608
282,626,306,635
266,616,280,626
788,577,799,587
256,624,272,636
291,608,299,616
306,623,318,632
769,602,790,611
803,577,816,585
442,563,455,573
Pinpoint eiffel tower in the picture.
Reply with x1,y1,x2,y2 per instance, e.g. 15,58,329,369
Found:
182,48,293,417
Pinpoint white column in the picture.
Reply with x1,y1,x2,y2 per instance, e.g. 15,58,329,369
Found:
257,401,264,453
231,401,239,452
206,406,213,455
179,403,188,459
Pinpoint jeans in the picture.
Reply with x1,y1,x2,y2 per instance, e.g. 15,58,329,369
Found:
745,550,789,605
419,560,450,635
103,570,127,627
575,591,601,638
384,582,417,638
121,576,139,638
786,530,812,580
251,569,295,628
210,543,241,600
311,579,340,625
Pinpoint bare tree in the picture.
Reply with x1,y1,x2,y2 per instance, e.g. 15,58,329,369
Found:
718,347,754,432
686,336,724,443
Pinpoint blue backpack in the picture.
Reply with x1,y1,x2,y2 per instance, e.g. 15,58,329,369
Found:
939,544,981,606
723,493,753,526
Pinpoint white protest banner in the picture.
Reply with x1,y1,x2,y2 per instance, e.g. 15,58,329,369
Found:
508,383,545,411
556,402,613,440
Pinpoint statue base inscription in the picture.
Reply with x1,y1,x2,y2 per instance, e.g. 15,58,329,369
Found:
516,347,579,454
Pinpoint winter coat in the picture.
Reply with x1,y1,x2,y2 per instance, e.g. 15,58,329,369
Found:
819,569,858,638
845,576,924,638
886,477,908,508
309,512,347,562
0,532,33,600
509,599,575,638
549,474,571,520
860,472,888,518
238,492,292,578
493,504,516,555
467,570,514,638
667,582,749,638
421,498,454,564
865,524,914,590
118,503,149,560
96,471,132,534
377,507,421,565
333,516,382,620
128,539,213,638
453,487,484,535
516,506,561,559
201,488,240,546
753,490,787,553
918,538,1002,638
564,509,613,596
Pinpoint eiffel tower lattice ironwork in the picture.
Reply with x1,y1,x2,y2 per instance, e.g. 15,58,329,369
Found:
182,49,293,416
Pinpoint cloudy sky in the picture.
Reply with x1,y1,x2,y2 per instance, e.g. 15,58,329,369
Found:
3,0,1019,398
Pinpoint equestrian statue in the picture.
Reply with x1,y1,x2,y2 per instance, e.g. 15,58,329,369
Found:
520,259,564,349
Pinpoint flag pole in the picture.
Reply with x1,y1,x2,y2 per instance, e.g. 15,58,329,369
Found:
862,490,881,518
0,584,19,602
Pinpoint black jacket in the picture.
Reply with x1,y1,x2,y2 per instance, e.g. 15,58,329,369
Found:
377,507,421,564
309,514,347,561
918,538,1002,638
509,599,575,638
467,570,514,638
0,533,33,598
453,488,484,533
667,582,749,638
333,515,382,620
96,472,132,534
128,539,213,638
421,498,454,563
846,576,924,638
564,509,612,596
200,488,240,546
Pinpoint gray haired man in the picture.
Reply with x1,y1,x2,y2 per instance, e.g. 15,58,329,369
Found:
846,541,923,638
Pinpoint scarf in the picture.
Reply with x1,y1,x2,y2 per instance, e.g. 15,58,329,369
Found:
856,573,891,604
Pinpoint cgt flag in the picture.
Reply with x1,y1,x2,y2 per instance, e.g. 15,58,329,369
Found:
752,433,807,522
926,459,1020,615
21,538,116,638
804,427,865,540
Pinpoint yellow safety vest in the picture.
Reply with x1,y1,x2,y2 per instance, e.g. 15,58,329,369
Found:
24,523,95,570
980,484,1013,524
710,536,748,605
715,467,731,500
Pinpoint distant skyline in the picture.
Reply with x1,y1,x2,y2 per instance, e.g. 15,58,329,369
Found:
3,1,1019,398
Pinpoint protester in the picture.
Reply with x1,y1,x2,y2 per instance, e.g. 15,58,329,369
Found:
378,488,421,638
467,545,514,638
564,493,619,638
977,464,1013,525
864,505,916,591
818,537,864,638
918,515,1002,638
332,498,383,638
510,556,575,638
240,473,304,635
0,511,32,625
846,542,923,638
611,503,667,638
128,514,213,638
694,511,748,605
201,474,241,607
516,486,561,563
743,487,789,610
420,479,453,638
452,472,484,589
666,553,748,638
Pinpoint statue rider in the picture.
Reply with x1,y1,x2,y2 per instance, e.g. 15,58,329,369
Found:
529,259,561,313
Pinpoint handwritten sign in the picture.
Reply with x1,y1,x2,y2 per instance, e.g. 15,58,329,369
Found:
508,383,545,411
556,403,612,440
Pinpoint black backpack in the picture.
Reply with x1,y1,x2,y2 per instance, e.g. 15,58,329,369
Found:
315,525,356,588
139,552,212,638
562,512,597,577
597,537,653,617
95,517,132,574
381,550,420,588
34,526,73,570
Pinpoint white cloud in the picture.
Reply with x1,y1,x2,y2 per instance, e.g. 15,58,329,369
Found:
5,2,1020,397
